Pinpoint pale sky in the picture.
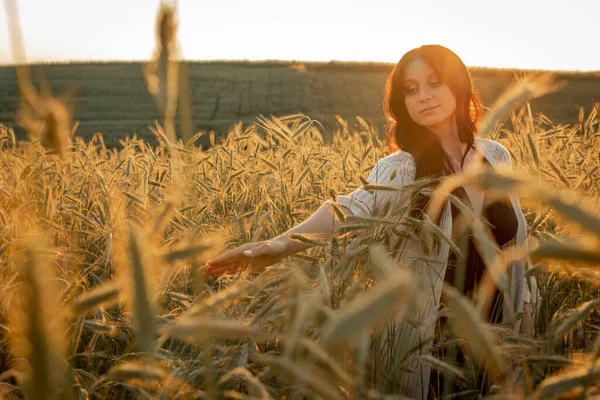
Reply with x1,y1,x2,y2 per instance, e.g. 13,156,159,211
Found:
1,0,598,71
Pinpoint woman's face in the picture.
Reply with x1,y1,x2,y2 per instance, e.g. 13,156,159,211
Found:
402,57,457,133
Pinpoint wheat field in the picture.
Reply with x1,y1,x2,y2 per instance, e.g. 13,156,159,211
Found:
0,101,599,399
1,2,600,399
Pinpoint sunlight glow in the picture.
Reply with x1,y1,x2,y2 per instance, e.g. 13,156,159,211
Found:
0,0,598,71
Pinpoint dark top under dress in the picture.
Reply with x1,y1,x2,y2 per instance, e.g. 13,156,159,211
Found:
444,158,519,323
428,158,519,399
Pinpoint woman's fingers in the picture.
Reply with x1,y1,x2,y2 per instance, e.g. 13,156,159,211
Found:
198,241,281,275
203,250,248,270
201,262,243,276
202,243,266,268
209,264,242,276
205,247,246,266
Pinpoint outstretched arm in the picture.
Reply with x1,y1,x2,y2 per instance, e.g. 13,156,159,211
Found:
198,203,347,276
200,154,414,276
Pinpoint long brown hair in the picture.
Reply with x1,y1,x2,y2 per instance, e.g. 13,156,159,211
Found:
383,44,483,219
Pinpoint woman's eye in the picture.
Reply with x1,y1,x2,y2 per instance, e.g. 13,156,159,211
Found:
405,87,417,95
430,81,440,87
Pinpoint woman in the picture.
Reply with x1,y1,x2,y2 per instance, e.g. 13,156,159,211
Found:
200,45,536,398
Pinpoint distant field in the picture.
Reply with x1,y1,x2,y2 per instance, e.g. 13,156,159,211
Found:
0,60,598,147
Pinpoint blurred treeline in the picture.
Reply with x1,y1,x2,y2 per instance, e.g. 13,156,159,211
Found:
0,60,598,148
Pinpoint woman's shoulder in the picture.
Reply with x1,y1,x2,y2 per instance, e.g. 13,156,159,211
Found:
378,149,415,167
368,150,416,183
474,137,510,159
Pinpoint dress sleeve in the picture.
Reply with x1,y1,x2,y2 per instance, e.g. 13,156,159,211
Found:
324,152,416,218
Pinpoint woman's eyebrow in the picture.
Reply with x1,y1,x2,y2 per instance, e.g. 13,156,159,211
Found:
403,73,437,84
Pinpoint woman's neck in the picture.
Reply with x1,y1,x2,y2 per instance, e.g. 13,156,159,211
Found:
432,123,467,162
426,115,467,161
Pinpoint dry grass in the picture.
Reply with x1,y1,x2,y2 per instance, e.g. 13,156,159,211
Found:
0,97,597,398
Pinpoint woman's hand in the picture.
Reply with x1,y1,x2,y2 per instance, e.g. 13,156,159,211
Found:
519,301,533,337
198,238,289,276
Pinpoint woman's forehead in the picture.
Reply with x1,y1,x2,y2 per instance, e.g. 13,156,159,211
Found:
402,58,437,83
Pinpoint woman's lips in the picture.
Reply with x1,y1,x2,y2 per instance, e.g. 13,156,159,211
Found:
421,106,439,113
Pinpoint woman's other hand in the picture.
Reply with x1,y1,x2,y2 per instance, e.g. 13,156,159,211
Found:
198,238,289,276
519,301,534,337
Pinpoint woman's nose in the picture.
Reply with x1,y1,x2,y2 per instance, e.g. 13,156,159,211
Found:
418,87,433,101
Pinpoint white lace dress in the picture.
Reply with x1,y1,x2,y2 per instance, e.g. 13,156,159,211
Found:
324,138,538,399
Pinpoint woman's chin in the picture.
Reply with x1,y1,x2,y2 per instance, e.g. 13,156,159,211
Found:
418,115,454,131
420,120,444,129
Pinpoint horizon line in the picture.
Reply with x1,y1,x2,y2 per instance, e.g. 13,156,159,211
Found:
0,57,598,75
